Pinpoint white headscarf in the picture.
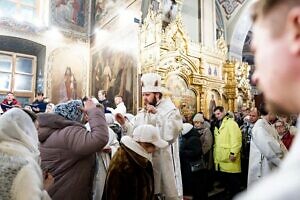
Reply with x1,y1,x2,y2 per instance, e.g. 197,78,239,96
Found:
0,108,39,155
105,113,115,125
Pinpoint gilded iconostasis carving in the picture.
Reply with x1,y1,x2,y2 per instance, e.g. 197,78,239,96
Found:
165,74,196,122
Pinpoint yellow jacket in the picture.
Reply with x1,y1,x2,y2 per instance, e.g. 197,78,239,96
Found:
214,116,242,173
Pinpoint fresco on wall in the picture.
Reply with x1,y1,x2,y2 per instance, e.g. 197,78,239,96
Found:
48,48,85,104
52,0,87,31
165,74,196,122
94,0,134,26
206,90,221,118
92,47,137,114
91,1,140,113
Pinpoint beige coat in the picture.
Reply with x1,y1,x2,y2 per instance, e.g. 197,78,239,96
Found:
124,98,183,200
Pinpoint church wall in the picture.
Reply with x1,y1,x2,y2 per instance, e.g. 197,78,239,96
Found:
0,0,90,104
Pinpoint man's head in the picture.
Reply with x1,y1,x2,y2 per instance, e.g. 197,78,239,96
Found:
249,107,260,124
251,0,300,113
114,95,123,105
214,106,225,121
36,92,44,101
141,73,163,107
98,90,107,101
142,92,162,106
6,92,14,101
241,106,250,117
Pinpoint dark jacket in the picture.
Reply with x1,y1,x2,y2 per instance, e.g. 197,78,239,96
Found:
180,128,206,198
31,99,47,113
38,108,109,200
102,143,154,200
99,99,112,113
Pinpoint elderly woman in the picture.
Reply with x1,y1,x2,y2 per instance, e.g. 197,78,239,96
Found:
0,108,51,200
38,99,108,200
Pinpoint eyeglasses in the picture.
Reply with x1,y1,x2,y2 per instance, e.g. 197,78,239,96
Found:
275,124,284,128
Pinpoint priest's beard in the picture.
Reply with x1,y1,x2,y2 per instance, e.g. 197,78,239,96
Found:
145,97,158,107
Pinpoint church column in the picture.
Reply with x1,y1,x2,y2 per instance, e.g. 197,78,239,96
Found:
199,86,207,117
223,60,237,112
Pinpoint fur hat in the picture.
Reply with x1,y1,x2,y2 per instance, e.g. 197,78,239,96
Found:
193,113,205,123
53,100,83,122
133,124,168,148
182,123,193,135
141,73,162,93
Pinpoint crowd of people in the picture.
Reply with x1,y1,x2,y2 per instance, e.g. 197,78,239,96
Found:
1,0,300,199
0,75,297,200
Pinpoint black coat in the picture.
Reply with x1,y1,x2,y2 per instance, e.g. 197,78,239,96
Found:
180,128,208,199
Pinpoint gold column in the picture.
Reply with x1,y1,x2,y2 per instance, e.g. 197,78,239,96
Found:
223,60,237,112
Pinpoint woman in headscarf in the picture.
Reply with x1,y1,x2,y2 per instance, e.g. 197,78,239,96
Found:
180,123,208,200
0,108,51,200
37,99,108,200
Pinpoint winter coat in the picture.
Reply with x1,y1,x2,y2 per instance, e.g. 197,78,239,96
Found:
247,118,287,186
38,108,109,200
0,108,50,200
102,136,154,200
180,128,207,199
124,98,183,200
196,127,213,170
214,116,242,173
235,118,300,200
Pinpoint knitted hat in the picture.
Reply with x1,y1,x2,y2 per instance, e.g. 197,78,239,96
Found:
182,123,193,135
133,124,168,148
193,113,205,123
141,73,162,93
53,100,83,122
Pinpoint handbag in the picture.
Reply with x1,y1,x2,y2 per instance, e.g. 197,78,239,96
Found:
189,157,206,172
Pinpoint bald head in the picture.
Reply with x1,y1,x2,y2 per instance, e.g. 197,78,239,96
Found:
249,107,259,124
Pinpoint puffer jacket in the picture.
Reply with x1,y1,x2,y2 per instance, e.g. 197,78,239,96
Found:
214,116,242,173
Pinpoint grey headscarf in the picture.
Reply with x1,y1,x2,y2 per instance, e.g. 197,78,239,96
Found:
53,100,83,122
